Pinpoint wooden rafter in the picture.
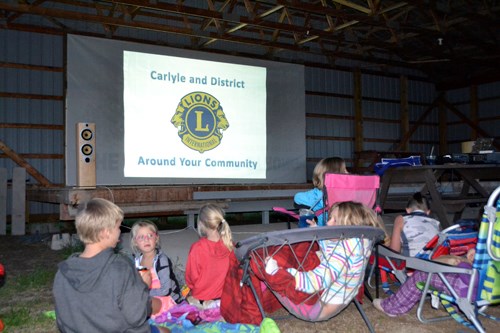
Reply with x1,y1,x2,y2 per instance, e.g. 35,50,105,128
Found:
0,140,53,187
0,0,497,87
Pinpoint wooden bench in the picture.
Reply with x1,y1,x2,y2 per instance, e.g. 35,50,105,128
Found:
184,189,300,227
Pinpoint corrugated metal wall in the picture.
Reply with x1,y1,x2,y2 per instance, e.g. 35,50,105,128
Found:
303,68,440,178
445,81,500,154
1,28,499,216
0,29,64,215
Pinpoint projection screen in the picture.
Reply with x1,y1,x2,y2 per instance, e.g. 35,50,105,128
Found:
66,34,306,186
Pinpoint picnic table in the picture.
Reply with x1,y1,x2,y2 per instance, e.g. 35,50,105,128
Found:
379,164,500,228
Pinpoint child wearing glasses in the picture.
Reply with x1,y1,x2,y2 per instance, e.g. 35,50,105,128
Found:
185,204,234,309
131,220,183,312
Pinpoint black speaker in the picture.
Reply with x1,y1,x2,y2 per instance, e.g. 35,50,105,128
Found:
76,122,96,187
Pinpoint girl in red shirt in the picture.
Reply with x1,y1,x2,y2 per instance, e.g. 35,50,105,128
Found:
185,204,234,309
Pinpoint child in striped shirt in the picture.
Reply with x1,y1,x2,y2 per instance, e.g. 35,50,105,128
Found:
266,201,385,320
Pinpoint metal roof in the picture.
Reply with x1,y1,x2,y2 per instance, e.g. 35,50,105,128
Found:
1,0,499,89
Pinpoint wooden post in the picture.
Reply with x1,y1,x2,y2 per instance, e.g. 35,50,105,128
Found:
441,98,499,151
11,167,26,235
395,93,443,152
470,85,478,140
353,70,363,163
400,75,409,151
0,168,6,235
438,96,447,155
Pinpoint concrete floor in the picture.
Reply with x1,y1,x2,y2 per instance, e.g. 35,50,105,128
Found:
118,205,480,273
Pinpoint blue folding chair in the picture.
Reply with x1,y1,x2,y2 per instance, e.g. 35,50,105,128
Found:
378,186,500,332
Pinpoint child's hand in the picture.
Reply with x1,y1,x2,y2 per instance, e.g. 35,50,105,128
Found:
138,268,152,287
307,218,317,227
265,257,279,275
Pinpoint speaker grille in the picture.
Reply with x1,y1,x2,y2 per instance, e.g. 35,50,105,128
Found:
76,123,96,187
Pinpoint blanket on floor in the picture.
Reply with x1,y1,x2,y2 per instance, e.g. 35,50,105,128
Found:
221,242,320,325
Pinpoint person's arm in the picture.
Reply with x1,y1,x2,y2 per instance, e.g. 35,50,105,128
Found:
184,244,201,291
118,261,152,327
151,253,181,301
287,262,334,293
151,297,162,314
286,240,352,293
389,215,404,253
138,268,152,288
294,188,322,209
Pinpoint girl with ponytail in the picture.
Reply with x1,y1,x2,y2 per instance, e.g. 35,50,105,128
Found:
185,204,234,308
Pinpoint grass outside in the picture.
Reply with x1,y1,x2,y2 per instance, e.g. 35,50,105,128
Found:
0,265,58,332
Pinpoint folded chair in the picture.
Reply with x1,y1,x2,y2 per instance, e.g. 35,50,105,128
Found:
273,173,380,228
376,186,500,333
226,226,385,332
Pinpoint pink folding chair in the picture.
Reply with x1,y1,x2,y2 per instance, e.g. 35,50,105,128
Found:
273,173,380,227
322,173,381,219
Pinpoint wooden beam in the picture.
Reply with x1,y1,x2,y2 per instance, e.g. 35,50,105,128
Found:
353,70,363,154
0,140,52,187
438,99,447,155
0,92,63,100
400,75,409,151
0,123,64,130
470,85,478,140
441,98,500,150
394,93,443,151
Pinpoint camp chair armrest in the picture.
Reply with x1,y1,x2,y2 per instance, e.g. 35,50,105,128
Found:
377,245,472,274
235,226,385,261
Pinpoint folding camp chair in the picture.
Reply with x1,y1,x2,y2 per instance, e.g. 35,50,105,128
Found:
323,173,381,215
376,186,500,333
368,219,479,296
227,226,385,332
273,173,380,228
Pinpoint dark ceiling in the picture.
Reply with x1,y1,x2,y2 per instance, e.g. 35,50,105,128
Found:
1,0,499,89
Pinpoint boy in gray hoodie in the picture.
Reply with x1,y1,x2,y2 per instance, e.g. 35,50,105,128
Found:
53,198,170,333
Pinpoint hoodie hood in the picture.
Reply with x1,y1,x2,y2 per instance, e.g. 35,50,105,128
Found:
57,248,116,293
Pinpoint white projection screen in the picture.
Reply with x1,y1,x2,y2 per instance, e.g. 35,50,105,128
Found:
66,35,306,186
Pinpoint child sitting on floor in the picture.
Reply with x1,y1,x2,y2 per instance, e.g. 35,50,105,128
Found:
185,204,234,309
131,220,182,303
53,198,170,333
389,192,441,256
266,201,385,320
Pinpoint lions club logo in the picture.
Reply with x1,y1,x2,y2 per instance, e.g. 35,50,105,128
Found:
171,92,229,153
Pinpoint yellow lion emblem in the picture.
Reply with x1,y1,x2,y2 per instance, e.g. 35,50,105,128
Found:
171,92,229,153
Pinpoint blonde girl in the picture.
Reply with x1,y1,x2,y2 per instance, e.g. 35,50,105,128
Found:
130,220,182,303
185,204,233,306
267,201,385,320
294,156,348,226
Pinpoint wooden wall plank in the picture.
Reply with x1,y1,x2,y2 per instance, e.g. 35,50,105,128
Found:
11,167,26,235
353,70,363,153
0,168,6,235
400,75,409,151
